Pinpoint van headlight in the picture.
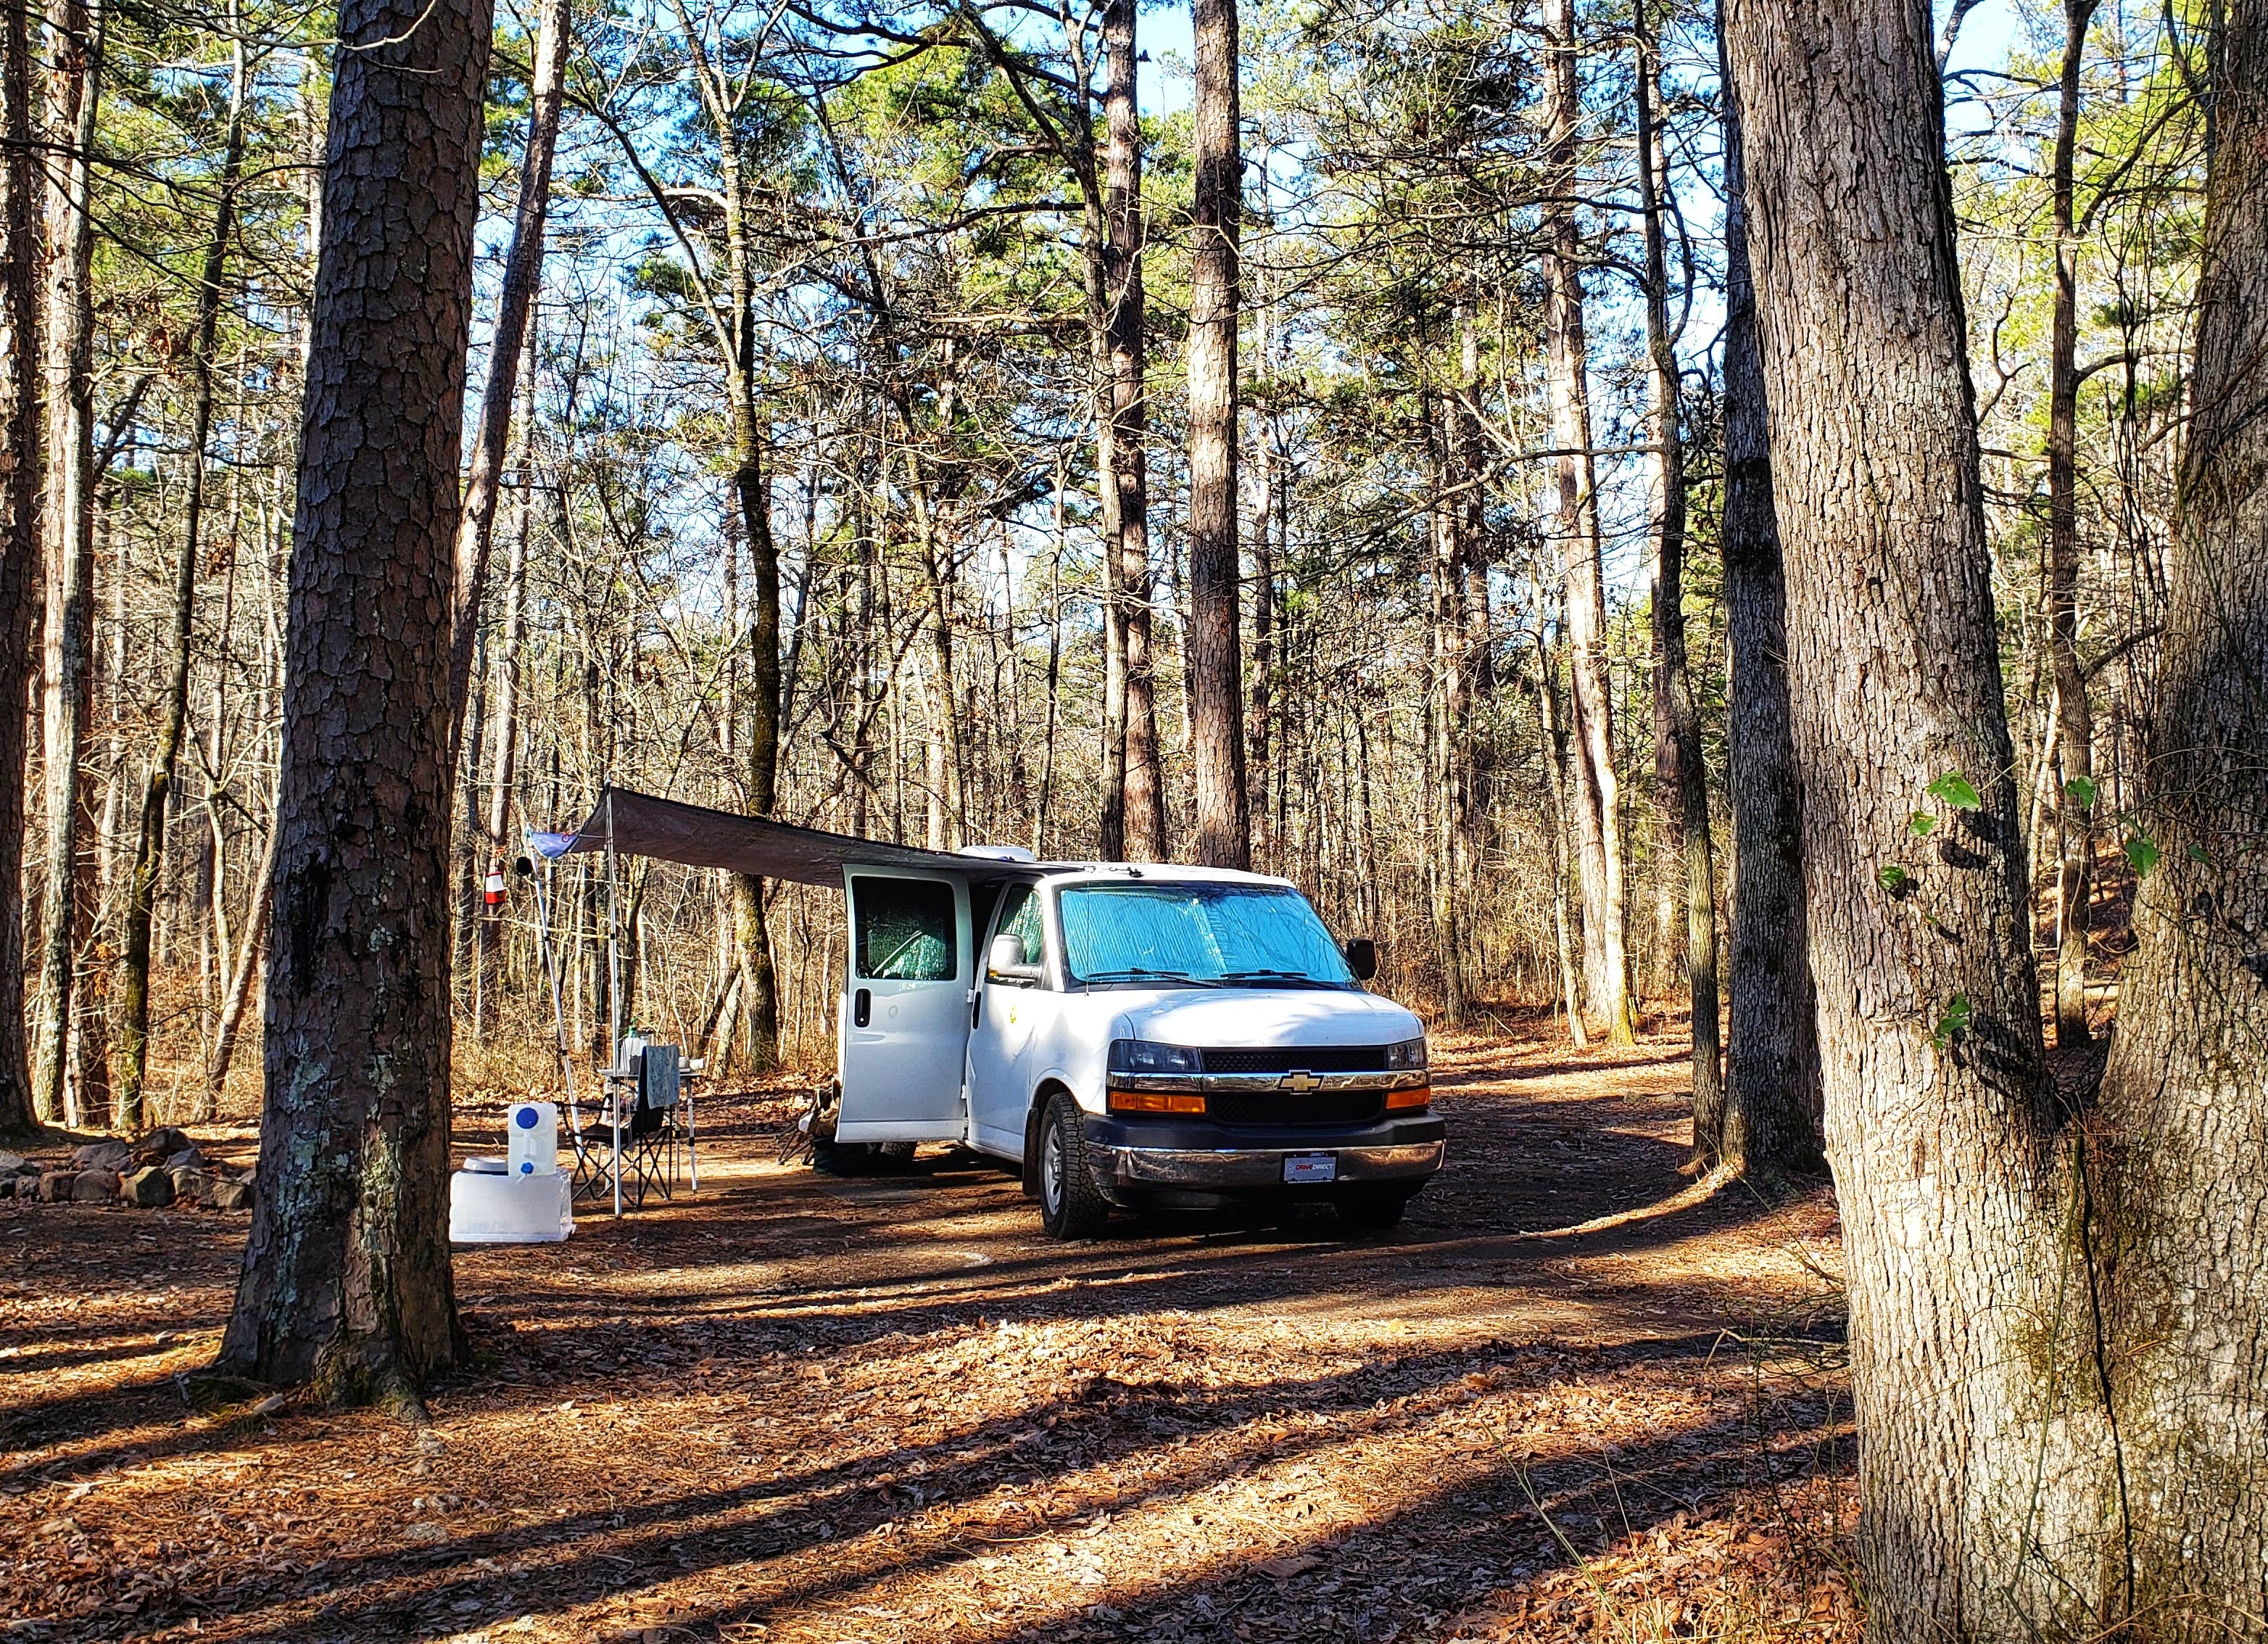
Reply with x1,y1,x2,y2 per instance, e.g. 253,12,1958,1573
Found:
1383,1036,1428,1071
1109,1039,1202,1075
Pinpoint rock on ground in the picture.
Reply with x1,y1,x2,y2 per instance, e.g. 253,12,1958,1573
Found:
140,1126,193,1158
210,1178,254,1212
72,1170,122,1203
72,1141,132,1173
122,1166,175,1208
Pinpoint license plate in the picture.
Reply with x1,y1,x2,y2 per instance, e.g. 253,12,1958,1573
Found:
1283,1152,1338,1185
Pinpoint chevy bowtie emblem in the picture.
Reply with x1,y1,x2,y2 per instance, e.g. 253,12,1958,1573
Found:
1280,1070,1322,1092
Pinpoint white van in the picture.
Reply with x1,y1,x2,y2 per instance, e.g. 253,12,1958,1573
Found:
826,860,1444,1238
532,790,1446,1238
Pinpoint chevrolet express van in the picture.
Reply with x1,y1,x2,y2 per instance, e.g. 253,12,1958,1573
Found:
827,859,1446,1238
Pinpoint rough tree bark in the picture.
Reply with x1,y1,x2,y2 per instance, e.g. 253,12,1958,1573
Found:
1710,25,1821,1175
1186,0,1249,870
0,0,44,1135
216,0,493,1406
1723,0,2080,1627
32,0,105,1125
2082,0,2268,1619
116,34,249,1124
1635,8,1718,1125
1541,0,1633,1043
2048,0,2101,1049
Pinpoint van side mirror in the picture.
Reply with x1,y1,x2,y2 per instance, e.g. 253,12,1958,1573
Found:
1344,938,1378,981
988,933,1041,984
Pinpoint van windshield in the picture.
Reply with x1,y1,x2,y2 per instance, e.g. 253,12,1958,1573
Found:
1059,883,1355,989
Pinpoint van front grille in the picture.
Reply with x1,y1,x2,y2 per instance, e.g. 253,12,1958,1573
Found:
1206,1090,1386,1127
1199,1045,1388,1075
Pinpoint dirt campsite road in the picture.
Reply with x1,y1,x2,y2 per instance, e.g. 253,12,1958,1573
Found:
1,1026,1857,1643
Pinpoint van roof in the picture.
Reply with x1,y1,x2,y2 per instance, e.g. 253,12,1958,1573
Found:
1029,864,1296,890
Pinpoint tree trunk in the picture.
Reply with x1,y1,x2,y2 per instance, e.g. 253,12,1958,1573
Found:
1723,0,2072,1627
1635,6,1721,1133
216,0,493,1407
202,801,277,1115
1426,392,1466,1023
1186,0,1248,870
729,422,780,1065
1092,165,1128,864
1247,172,1278,868
447,0,566,745
115,36,248,1125
1712,18,1821,1174
1534,635,1589,1052
2078,1,2268,1619
1106,0,1164,864
32,0,104,1124
699,39,782,1068
0,0,44,1135
477,342,537,1012
1541,0,1633,1044
1090,2,1162,862
2048,0,2100,1049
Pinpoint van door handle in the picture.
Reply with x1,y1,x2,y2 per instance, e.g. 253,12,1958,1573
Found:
853,988,871,1028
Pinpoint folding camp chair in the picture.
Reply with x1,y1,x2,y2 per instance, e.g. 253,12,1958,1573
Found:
573,1041,682,1212
626,1044,682,1205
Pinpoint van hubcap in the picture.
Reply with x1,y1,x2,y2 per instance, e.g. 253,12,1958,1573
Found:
1041,1126,1063,1215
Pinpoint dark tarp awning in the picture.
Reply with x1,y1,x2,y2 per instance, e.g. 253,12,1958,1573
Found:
529,786,1048,890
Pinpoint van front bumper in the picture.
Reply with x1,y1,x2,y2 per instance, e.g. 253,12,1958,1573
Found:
1081,1112,1446,1203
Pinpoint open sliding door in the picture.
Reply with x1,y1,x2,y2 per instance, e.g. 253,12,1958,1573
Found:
836,868,972,1141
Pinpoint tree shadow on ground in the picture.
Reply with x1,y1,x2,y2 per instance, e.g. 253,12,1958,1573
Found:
98,1329,1847,1641
1,1045,1847,1641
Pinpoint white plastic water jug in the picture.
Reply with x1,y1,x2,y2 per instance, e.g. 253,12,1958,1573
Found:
506,1100,559,1177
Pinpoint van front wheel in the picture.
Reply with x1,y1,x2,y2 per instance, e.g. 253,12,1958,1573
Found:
1037,1094,1111,1240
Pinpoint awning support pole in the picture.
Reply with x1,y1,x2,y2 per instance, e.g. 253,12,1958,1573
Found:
526,854,579,1128
606,788,622,1220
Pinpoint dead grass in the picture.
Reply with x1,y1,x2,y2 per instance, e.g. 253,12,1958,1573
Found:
1,1020,1855,1643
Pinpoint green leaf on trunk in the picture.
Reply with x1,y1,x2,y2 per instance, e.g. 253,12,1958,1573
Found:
2063,775,2098,809
1908,811,1937,836
1877,864,1911,893
1933,993,1974,1046
1926,771,1982,810
2124,833,2161,876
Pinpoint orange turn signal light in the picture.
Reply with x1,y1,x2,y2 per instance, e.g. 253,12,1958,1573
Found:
1385,1085,1432,1111
1107,1088,1207,1115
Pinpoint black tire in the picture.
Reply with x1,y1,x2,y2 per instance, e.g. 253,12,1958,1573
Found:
1334,1191,1411,1235
809,1134,873,1176
1036,1094,1111,1239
